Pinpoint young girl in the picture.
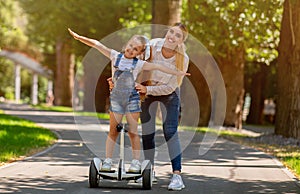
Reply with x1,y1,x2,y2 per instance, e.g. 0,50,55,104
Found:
68,28,190,173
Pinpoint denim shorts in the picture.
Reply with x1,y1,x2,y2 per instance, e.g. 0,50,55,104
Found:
109,89,141,114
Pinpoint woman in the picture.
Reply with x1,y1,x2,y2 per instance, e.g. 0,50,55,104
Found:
69,29,189,174
135,22,189,191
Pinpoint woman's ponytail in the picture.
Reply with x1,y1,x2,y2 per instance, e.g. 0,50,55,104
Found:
175,43,186,86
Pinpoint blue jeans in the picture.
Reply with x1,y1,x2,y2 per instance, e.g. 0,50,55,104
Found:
140,89,182,172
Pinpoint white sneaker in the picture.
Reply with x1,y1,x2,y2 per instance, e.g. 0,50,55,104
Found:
101,158,112,171
168,174,185,191
135,170,157,183
128,159,141,173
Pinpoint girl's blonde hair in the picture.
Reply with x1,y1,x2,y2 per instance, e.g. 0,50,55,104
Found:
122,35,149,54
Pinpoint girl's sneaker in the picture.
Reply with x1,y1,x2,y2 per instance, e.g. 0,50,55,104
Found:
101,158,113,171
128,159,141,173
168,174,185,191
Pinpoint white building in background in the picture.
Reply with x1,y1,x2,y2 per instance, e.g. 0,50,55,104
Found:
0,50,53,105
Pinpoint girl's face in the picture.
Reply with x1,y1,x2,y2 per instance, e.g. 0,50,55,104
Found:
124,38,144,59
164,26,184,49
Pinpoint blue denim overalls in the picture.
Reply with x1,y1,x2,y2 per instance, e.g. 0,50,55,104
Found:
110,53,140,114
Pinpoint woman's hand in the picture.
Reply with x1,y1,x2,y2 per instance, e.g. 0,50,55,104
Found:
68,28,81,40
107,77,114,91
135,83,147,94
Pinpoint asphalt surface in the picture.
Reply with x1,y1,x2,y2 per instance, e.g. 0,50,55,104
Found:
0,103,299,194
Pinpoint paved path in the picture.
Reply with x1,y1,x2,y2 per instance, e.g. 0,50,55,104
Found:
0,103,299,194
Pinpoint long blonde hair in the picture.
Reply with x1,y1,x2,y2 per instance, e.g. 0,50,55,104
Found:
173,22,188,86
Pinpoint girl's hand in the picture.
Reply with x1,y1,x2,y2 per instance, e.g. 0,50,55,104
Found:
135,83,147,94
68,28,80,40
178,71,191,76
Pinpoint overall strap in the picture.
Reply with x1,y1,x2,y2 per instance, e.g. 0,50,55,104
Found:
131,57,138,69
114,53,123,68
114,53,138,70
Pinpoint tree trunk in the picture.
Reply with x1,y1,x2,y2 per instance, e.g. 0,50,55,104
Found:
181,62,211,126
95,73,110,112
151,0,182,37
276,0,300,138
247,64,267,124
54,39,74,107
217,48,245,128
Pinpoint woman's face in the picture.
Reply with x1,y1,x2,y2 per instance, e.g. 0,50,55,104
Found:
164,26,184,48
124,38,144,59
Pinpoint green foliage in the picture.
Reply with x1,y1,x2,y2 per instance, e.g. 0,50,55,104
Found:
182,0,283,65
0,0,21,48
0,0,41,59
0,113,57,162
4,87,14,100
119,0,152,28
18,0,130,80
19,0,128,56
38,77,48,103
0,1,46,102
20,68,31,99
0,59,14,97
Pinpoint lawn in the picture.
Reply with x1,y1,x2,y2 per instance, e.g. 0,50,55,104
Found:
282,155,300,177
0,113,57,164
33,104,110,120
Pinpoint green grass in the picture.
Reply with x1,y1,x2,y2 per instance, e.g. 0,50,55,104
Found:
0,113,57,163
77,111,110,120
180,126,249,138
33,104,110,120
282,156,300,177
32,104,74,112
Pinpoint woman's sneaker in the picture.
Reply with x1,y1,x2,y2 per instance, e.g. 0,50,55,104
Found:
128,159,141,173
101,158,113,171
168,174,185,191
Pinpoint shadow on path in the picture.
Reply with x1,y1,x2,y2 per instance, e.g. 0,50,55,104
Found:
0,103,299,194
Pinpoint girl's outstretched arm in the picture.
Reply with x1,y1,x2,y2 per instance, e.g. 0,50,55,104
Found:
142,62,191,76
68,28,111,58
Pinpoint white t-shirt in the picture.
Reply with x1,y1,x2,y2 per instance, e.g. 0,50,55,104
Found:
146,38,189,96
110,49,145,81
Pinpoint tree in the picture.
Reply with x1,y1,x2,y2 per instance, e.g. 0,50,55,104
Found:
276,0,300,138
19,0,128,107
151,0,182,37
183,0,282,128
19,0,75,106
0,0,43,101
120,0,181,36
